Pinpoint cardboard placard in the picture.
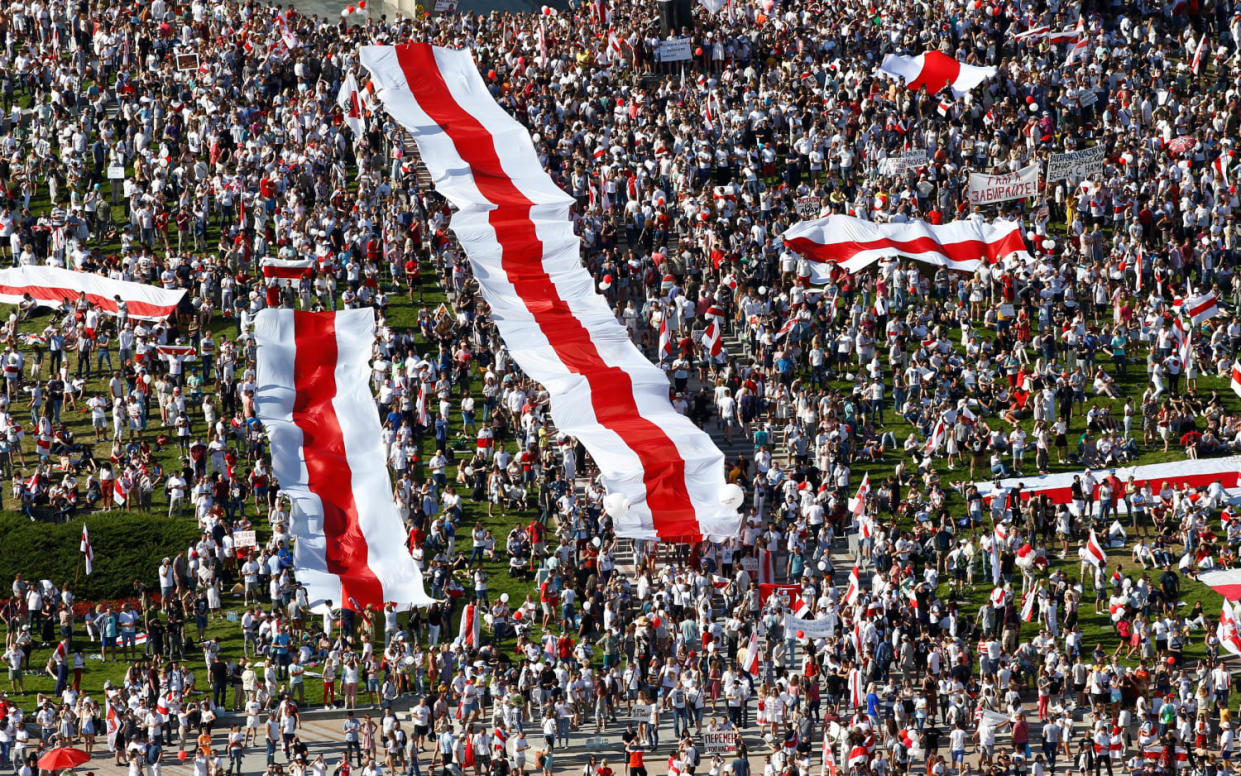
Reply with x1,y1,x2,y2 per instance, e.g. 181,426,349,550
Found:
659,37,692,62
234,530,257,548
703,731,738,755
175,53,199,72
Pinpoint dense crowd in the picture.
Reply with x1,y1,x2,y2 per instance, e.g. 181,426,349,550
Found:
0,0,1239,774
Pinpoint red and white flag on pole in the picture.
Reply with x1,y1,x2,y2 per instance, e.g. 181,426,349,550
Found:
783,215,1029,278
845,566,861,606
1063,18,1089,66
337,72,367,137
458,601,481,648
254,308,435,609
1020,588,1037,622
701,321,723,358
1231,360,1241,400
1214,153,1233,187
773,316,797,340
1219,601,1241,656
81,524,94,575
105,698,120,751
658,317,672,362
1081,529,1108,568
847,668,864,710
848,473,870,518
1184,290,1220,324
1191,35,1207,74
876,51,996,97
742,630,760,676
360,43,738,543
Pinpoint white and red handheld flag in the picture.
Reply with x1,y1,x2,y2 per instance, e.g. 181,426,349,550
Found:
701,321,723,358
337,71,367,137
81,524,94,575
1219,601,1241,656
1081,529,1108,568
848,473,870,518
1231,360,1241,400
783,215,1029,278
360,43,738,543
254,308,434,609
262,257,317,281
1184,290,1220,324
1191,35,1207,74
845,566,861,606
876,51,997,97
742,630,760,676
658,317,672,362
1064,18,1089,66
1213,153,1233,187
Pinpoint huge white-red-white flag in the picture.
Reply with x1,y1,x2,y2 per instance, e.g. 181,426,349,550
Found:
1063,17,1089,66
877,51,996,97
360,43,738,543
254,308,434,609
783,215,1029,278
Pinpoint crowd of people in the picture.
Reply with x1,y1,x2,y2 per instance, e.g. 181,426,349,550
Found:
0,0,1238,775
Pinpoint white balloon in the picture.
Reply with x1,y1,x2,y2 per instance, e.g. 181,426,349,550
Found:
603,492,630,518
1045,240,1057,250
500,593,510,603
720,483,745,510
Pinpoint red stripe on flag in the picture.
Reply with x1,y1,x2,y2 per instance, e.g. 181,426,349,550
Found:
394,45,700,540
291,311,384,607
907,51,962,92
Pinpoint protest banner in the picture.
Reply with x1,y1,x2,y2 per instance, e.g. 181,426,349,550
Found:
968,164,1039,205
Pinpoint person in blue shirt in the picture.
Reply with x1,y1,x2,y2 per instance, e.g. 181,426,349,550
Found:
273,631,291,678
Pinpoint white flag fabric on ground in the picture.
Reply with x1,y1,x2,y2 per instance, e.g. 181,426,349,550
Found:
360,43,739,542
254,308,434,609
783,215,1029,278
877,51,996,97
0,266,185,320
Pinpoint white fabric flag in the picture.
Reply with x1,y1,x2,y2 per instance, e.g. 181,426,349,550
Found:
254,308,434,609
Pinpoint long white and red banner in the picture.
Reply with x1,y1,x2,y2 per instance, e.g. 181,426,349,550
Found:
360,43,738,542
254,308,433,609
975,457,1241,506
877,51,996,97
0,265,185,320
783,215,1029,277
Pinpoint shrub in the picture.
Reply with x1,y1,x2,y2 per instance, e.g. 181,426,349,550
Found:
0,512,203,600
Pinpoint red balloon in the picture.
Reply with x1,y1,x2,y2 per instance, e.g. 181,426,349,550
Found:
651,616,662,628
796,630,806,639
178,752,188,762
1025,96,1035,104
513,611,523,621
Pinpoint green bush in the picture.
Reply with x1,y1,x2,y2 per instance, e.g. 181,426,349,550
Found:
0,512,203,600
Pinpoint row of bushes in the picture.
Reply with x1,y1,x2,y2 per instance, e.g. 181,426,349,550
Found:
0,512,204,600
